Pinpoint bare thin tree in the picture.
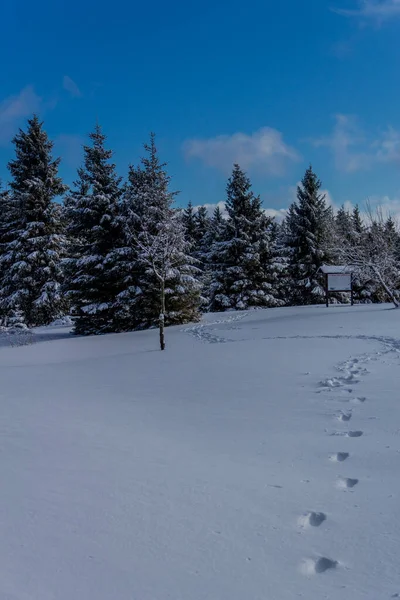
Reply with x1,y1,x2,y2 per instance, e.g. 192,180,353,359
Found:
342,205,400,308
135,214,195,350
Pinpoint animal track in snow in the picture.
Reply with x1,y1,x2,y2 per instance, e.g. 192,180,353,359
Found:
351,396,367,404
183,313,248,344
320,374,359,389
337,411,352,422
298,511,327,528
301,557,338,575
348,430,363,437
329,452,350,462
329,430,363,438
337,476,359,489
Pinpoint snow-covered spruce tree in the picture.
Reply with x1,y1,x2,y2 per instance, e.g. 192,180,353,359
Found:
182,203,211,266
193,206,211,263
198,205,227,310
64,124,124,335
110,162,147,330
117,133,201,331
0,116,68,326
284,165,333,305
335,205,354,246
0,184,12,325
267,220,290,306
182,201,197,249
209,164,283,311
352,205,364,238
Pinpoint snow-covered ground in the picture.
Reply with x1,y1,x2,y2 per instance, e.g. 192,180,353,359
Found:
0,304,399,599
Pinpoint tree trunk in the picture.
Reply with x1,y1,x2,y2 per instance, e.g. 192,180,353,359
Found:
159,280,166,350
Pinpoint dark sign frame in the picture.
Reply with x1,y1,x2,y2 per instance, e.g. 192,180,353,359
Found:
324,272,354,307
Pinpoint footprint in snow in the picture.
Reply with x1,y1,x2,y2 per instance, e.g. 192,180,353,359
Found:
329,452,350,462
298,512,327,528
301,557,338,575
337,411,352,422
351,396,367,404
329,430,363,438
337,476,359,490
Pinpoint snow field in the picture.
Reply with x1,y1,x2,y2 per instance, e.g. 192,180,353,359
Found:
0,304,399,599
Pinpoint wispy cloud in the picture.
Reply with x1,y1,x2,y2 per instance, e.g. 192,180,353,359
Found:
0,86,42,145
184,127,300,176
313,115,400,172
374,127,400,163
334,0,400,22
314,114,371,172
63,75,82,98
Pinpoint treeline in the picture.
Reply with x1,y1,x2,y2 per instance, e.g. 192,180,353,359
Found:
0,116,399,335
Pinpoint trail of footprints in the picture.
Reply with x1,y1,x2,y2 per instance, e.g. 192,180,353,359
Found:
299,354,371,576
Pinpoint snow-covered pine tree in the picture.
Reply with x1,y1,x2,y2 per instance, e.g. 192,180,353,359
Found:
64,124,124,335
0,181,11,259
284,165,333,305
199,205,227,310
335,205,354,245
0,183,12,325
108,162,148,331
0,116,68,326
182,201,197,249
118,134,201,330
193,206,210,262
267,220,289,306
209,164,282,311
352,205,364,237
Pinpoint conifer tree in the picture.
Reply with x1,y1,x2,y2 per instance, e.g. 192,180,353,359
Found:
182,201,197,248
285,165,332,305
192,205,211,266
118,134,201,330
64,124,124,335
209,164,282,311
0,116,67,326
336,205,353,244
352,205,364,236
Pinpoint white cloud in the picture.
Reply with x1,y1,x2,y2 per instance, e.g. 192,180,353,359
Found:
0,86,42,145
314,115,400,172
184,127,300,176
334,0,400,21
363,195,400,220
374,127,400,163
63,75,81,98
314,114,372,172
193,201,228,218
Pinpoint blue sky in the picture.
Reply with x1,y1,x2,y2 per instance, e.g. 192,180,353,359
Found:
1,0,400,217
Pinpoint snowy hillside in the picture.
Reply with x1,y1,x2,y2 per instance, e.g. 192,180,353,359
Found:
0,304,400,600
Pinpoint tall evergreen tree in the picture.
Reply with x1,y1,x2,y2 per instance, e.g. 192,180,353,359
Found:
285,165,332,305
192,205,211,265
336,205,353,244
117,134,201,329
352,205,364,236
0,116,67,326
64,124,124,335
182,201,197,248
209,164,282,311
